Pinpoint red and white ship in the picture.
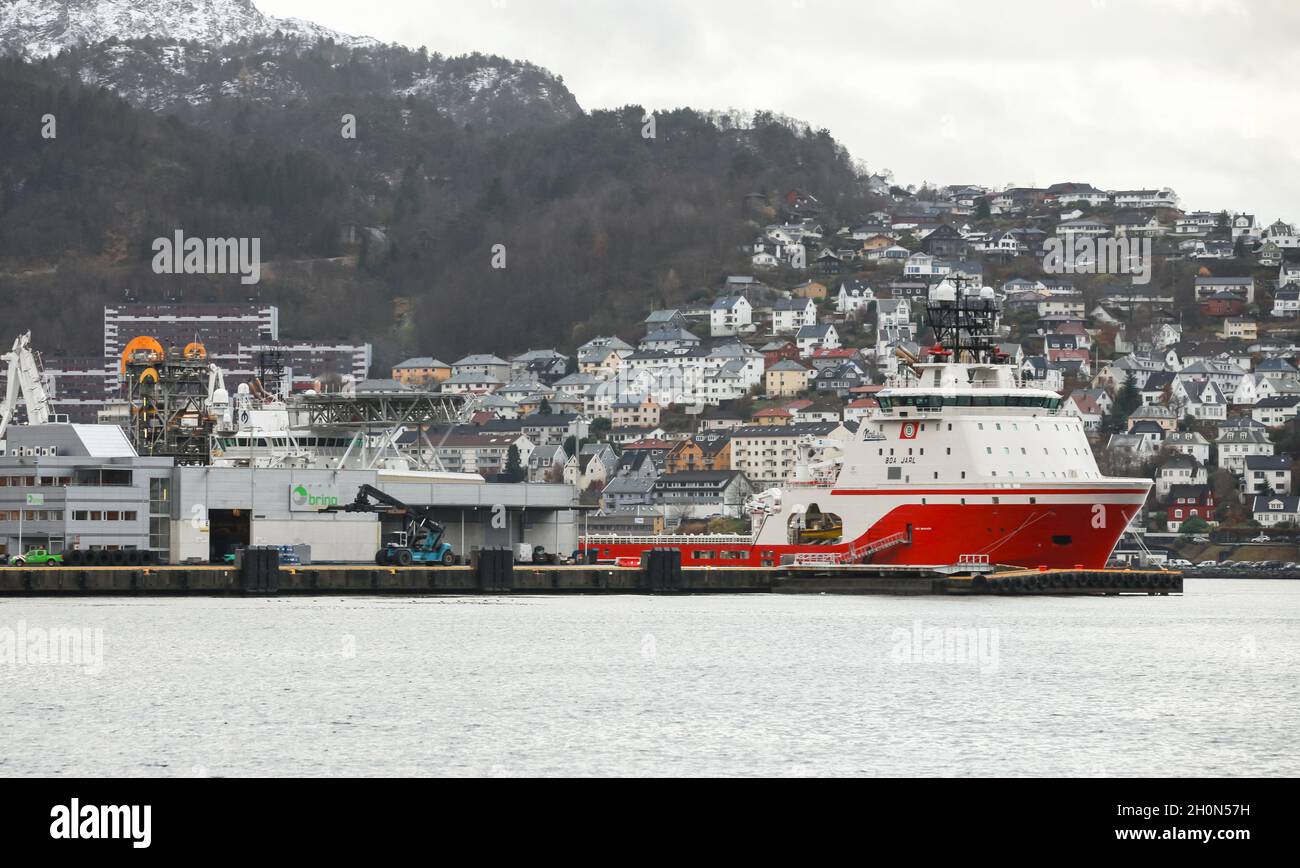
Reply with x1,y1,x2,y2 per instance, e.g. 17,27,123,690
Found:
581,282,1152,570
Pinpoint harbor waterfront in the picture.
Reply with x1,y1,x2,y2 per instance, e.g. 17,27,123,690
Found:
0,560,1182,596
0,578,1293,777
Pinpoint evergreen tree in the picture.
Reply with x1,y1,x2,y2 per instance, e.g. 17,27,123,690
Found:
1104,381,1141,432
503,444,523,482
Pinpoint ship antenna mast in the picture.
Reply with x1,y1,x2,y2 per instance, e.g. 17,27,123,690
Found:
924,274,1001,364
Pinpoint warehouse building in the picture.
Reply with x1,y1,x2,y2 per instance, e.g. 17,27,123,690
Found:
0,424,582,564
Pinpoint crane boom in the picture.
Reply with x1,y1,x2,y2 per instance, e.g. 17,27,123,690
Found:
0,331,56,442
327,484,445,544
324,484,454,566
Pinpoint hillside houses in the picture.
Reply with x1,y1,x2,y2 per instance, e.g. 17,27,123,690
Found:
366,173,1300,540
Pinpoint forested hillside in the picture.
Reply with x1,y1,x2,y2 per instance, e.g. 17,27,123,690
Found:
0,48,878,366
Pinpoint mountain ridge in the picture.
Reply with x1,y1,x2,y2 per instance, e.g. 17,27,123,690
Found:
1,0,583,131
0,0,371,59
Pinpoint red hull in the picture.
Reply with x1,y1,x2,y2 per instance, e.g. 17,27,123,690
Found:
581,500,1140,570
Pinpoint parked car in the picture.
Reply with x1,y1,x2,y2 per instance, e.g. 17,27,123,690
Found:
8,548,63,566
1168,558,1193,568
1251,534,1272,542
1197,560,1217,568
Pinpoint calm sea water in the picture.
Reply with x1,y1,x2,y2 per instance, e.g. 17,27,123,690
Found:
2,579,1297,777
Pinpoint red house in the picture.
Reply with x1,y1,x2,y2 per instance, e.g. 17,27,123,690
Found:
1167,484,1216,532
1200,291,1246,317
761,340,800,369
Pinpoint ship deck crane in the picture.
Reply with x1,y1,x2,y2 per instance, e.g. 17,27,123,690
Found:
0,331,60,442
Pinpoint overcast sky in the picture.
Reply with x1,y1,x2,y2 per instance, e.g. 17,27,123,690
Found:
260,0,1299,222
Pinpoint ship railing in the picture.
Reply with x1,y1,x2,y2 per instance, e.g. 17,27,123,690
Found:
787,471,840,486
957,554,991,566
791,552,841,565
581,533,755,546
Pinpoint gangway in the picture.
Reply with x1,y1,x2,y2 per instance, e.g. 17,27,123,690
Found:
792,529,911,565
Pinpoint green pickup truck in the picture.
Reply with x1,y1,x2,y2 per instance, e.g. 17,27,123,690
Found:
8,548,63,566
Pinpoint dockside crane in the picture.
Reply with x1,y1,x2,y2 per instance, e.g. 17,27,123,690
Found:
0,331,59,442
324,484,458,567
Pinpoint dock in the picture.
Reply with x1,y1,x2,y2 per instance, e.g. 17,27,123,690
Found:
0,549,1182,596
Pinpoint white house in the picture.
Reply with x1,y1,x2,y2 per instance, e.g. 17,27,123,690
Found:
1216,426,1275,475
1175,378,1228,421
710,295,753,337
1155,454,1207,500
1252,395,1300,427
1273,286,1300,317
876,298,911,331
1241,455,1292,497
1110,188,1179,209
796,323,840,356
771,298,817,335
836,279,875,315
1252,495,1300,527
903,253,951,277
1163,431,1211,464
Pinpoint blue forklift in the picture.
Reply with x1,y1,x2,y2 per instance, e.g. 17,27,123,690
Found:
326,484,457,567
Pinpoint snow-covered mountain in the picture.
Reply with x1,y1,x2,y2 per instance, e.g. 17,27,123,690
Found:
0,0,370,59
0,0,581,130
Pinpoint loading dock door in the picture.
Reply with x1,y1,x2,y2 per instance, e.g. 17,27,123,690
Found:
209,509,250,563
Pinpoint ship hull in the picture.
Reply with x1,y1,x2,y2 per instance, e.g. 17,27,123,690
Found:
581,482,1150,570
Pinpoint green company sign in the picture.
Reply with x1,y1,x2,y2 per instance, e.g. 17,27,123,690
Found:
290,483,340,511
